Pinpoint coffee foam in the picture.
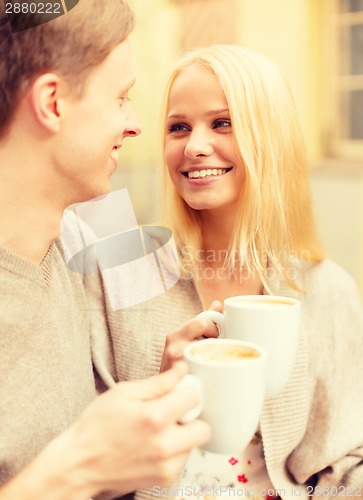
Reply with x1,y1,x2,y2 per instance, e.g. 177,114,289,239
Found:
231,298,294,308
191,343,260,362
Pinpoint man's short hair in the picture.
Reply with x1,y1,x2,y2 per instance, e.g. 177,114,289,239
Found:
0,0,134,138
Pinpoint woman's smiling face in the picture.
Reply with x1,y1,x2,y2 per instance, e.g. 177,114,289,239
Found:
165,64,245,214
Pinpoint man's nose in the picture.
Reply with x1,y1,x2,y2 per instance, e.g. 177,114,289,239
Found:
124,102,142,137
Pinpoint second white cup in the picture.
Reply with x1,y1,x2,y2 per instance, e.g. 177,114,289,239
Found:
181,338,267,454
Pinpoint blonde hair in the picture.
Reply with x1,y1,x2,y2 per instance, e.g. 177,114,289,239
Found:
161,44,324,289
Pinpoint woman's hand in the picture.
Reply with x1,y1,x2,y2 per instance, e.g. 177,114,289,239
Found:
160,301,223,372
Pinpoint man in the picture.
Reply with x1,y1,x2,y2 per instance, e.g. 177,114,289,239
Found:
0,1,217,498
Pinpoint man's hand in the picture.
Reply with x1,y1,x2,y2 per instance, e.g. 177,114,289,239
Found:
69,362,211,495
0,363,211,500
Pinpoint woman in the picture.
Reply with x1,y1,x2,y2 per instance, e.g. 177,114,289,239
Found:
162,44,322,303
110,45,363,499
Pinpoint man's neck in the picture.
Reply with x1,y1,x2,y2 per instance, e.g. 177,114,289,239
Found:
0,199,62,264
0,135,63,264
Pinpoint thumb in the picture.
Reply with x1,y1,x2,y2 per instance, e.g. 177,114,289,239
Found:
208,300,223,312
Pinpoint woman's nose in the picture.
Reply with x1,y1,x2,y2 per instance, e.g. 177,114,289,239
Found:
184,129,213,159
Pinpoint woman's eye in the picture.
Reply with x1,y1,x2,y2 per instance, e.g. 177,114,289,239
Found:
168,123,190,133
213,119,231,129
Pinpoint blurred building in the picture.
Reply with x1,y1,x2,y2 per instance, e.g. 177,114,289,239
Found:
112,0,363,294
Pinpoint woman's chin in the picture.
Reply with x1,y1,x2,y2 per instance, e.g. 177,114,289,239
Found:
186,202,215,211
181,195,215,212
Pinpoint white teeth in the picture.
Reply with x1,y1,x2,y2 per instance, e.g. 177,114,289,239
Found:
187,169,227,179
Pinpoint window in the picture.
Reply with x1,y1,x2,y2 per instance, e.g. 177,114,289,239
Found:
327,0,363,158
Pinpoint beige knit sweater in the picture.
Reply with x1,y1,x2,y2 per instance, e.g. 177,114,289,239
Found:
105,259,363,500
0,242,116,487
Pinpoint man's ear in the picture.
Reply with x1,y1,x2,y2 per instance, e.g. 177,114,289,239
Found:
27,73,64,133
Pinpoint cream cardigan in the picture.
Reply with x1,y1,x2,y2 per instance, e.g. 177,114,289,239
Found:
105,259,363,500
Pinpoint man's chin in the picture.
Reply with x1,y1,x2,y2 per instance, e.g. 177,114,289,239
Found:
72,185,112,206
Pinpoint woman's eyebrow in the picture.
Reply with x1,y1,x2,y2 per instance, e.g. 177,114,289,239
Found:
167,109,230,120
205,108,230,117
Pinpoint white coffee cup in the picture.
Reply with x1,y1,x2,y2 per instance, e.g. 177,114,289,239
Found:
197,295,301,397
180,338,267,454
